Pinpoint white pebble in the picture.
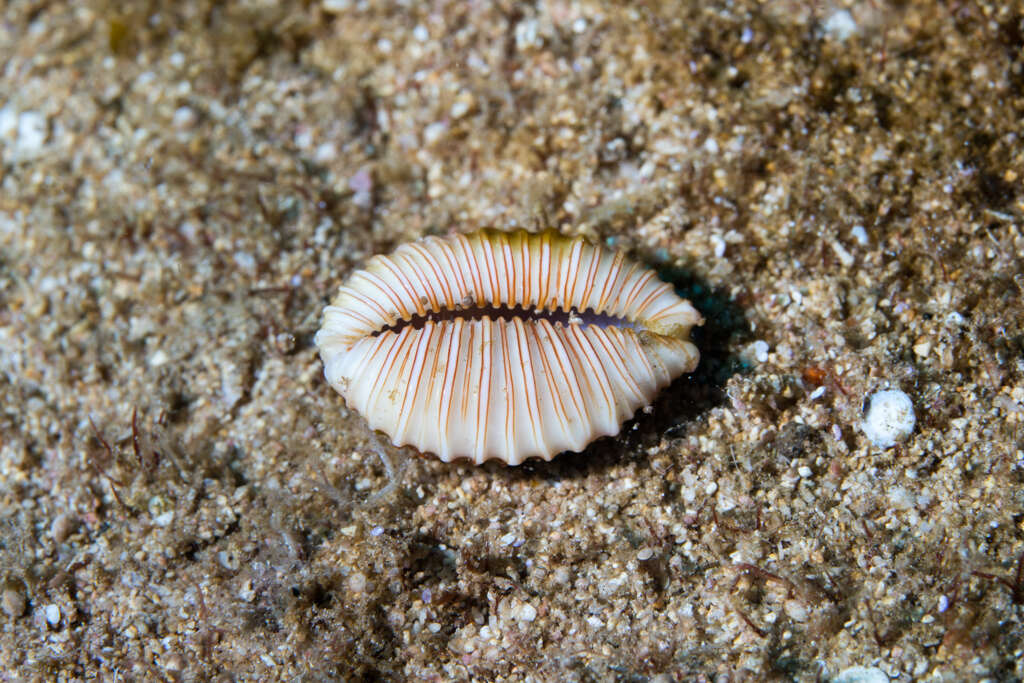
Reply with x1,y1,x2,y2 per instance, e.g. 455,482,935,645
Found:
711,234,726,258
217,551,240,571
851,225,869,246
423,121,447,145
450,97,472,120
178,220,198,242
823,9,857,42
172,106,196,129
293,127,313,149
233,251,256,272
797,465,812,478
783,598,807,621
16,111,48,153
2,108,48,158
945,311,965,327
518,603,537,622
861,389,916,449
314,142,337,163
153,510,175,527
515,18,541,50
887,485,915,510
833,666,888,683
752,340,769,363
0,106,16,139
45,604,61,626
348,572,367,593
831,240,854,266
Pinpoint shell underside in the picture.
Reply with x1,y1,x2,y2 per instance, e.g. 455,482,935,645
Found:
315,230,701,465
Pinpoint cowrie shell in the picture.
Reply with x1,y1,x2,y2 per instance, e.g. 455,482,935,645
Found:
316,230,702,465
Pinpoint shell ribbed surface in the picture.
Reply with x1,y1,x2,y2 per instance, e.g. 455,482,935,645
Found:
315,230,702,465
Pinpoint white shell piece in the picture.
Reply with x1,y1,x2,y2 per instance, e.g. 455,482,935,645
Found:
861,389,916,449
316,230,702,465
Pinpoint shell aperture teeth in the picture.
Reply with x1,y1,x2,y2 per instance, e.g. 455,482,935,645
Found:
372,303,636,337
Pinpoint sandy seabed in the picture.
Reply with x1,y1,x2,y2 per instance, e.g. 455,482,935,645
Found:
1,1,1023,681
